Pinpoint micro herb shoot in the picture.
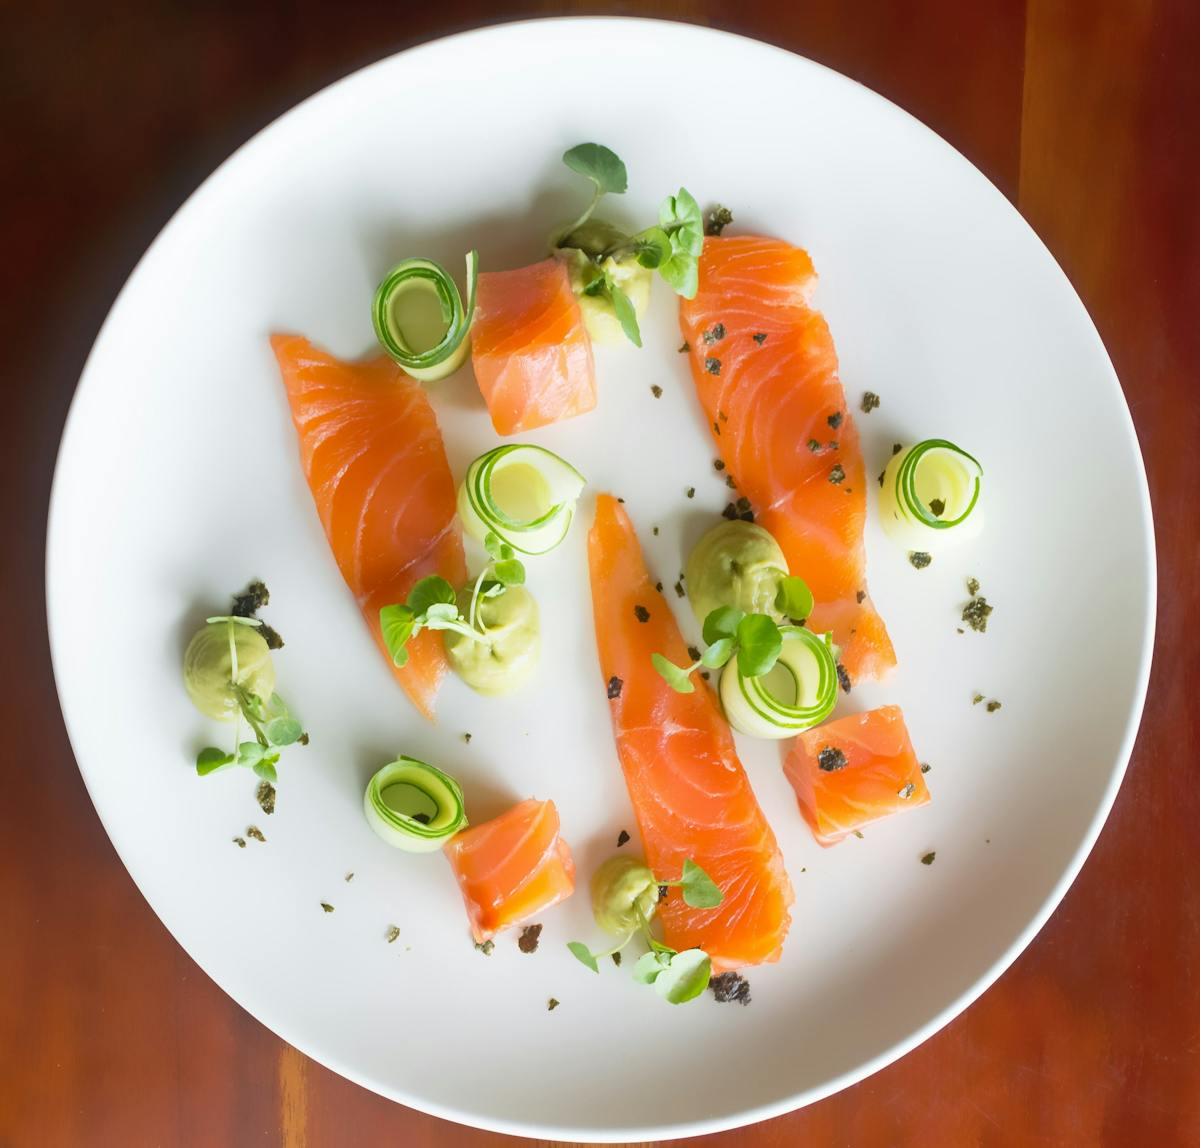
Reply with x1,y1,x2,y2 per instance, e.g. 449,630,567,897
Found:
380,534,527,668
567,857,722,1004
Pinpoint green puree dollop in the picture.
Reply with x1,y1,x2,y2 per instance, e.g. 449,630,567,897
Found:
444,585,540,696
685,520,790,623
183,622,275,721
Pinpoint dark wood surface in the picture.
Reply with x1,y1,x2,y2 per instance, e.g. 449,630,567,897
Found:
3,2,1197,1144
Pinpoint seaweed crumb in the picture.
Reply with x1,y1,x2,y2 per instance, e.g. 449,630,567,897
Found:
856,590,866,604
320,902,334,913
714,459,726,472
973,693,985,705
736,496,751,513
719,410,729,422
962,596,993,632
686,486,696,499
655,581,664,593
344,872,354,883
726,475,737,489
713,421,722,436
703,323,726,344
650,384,663,398
956,628,965,634
652,525,660,536
298,732,309,746
705,205,734,236
909,551,932,570
829,464,846,485
410,812,431,825
828,411,844,430
634,605,651,623
709,971,752,1006
967,577,981,597
807,439,822,453
898,782,916,800
658,885,669,902
986,699,1003,713
721,503,738,520
878,468,887,488
836,663,852,694
752,332,768,345
674,580,685,598
704,357,722,376
611,952,622,967
518,924,543,954
678,341,690,353
828,440,839,451
921,852,936,866
475,939,495,956
246,825,266,843
233,837,246,848
892,442,903,455
817,746,848,772
462,732,472,743
853,830,865,840
617,829,631,848
861,391,881,413
921,762,932,774
688,646,702,662
255,780,276,816
386,925,400,943
929,498,946,518
700,670,710,680
547,997,560,1011
232,580,270,616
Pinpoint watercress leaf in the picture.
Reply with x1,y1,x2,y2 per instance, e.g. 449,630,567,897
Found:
632,951,665,984
196,747,234,776
493,558,525,587
774,574,814,622
680,859,724,909
263,692,290,720
567,941,600,973
654,948,712,1004
658,187,704,298
736,613,783,677
483,532,504,560
632,226,671,269
499,542,515,561
424,602,460,622
265,716,302,747
562,143,628,195
646,934,678,958
582,272,610,298
700,637,734,668
379,604,415,667
252,757,279,783
237,741,265,766
702,606,745,645
609,282,643,348
651,653,695,694
406,575,457,617
480,580,506,599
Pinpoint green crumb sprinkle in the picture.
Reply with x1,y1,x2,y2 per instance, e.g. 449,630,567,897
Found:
320,902,334,913
828,411,844,429
686,486,696,499
650,384,663,398
967,577,981,597
973,693,985,705
921,852,936,866
817,746,848,772
703,323,726,344
462,732,472,743
246,826,266,843
909,551,932,570
652,525,660,536
752,332,767,345
255,781,276,815
386,925,400,943
853,830,865,840
986,700,1003,713
547,997,560,1011
714,459,725,471
233,837,246,848
929,498,946,518
807,439,822,453
705,205,734,236
920,762,932,773
678,341,690,353
861,391,881,413
829,464,846,485
898,783,916,800
475,939,495,956
962,596,993,632
634,605,650,623
704,357,721,376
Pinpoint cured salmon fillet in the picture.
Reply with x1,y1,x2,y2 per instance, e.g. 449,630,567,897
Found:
471,259,596,435
588,493,793,971
784,705,930,846
443,798,576,943
678,235,896,684
271,333,465,720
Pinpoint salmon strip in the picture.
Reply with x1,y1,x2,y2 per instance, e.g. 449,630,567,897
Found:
471,259,596,434
588,493,793,971
679,235,896,684
443,798,576,943
271,334,465,719
784,705,930,846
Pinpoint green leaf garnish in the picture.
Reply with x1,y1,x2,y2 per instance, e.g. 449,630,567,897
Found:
653,948,712,1004
265,716,302,747
379,603,415,667
609,281,643,348
252,756,279,783
492,558,526,587
407,576,457,617
700,637,734,668
657,188,704,299
703,606,744,645
567,940,601,973
774,574,814,622
237,741,264,766
483,531,504,560
196,747,234,775
632,226,671,269
651,653,695,693
632,951,666,984
562,143,628,196
735,613,783,677
680,859,724,909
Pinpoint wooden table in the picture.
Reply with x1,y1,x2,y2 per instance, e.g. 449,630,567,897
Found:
4,2,1195,1144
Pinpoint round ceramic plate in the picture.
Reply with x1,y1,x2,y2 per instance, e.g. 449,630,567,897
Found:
47,18,1154,1142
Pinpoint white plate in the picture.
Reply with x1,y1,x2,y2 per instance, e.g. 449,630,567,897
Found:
47,18,1155,1142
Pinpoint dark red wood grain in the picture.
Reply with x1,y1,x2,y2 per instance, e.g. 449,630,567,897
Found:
3,2,1197,1144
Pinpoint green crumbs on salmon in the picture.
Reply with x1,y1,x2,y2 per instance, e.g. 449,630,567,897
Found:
704,357,721,375
703,323,726,344
829,464,846,485
817,746,847,772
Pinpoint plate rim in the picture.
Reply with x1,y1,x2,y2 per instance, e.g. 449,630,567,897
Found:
44,15,1157,1142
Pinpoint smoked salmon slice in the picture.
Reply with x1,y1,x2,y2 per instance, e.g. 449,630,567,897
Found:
783,705,930,846
588,493,793,971
271,333,466,720
443,798,576,942
678,235,896,685
470,259,596,435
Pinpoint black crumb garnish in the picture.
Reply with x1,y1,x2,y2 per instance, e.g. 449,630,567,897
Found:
650,384,663,398
929,498,946,518
719,410,729,422
828,441,839,451
475,939,495,956
255,780,276,816
714,459,726,472
807,439,822,453
320,902,334,913
705,205,734,236
709,971,752,1006
726,475,737,489
829,464,846,485
686,486,696,499
232,580,269,617
463,732,472,743
921,852,936,866
547,997,560,1011
967,577,981,597
735,496,751,513
909,551,932,570
634,605,650,623
752,332,768,345
739,511,755,523
703,323,726,344
246,825,266,843
986,699,1003,713
257,622,284,650
674,580,685,598
836,663,852,694
617,829,631,848
655,581,664,593
878,469,887,488
817,746,848,772
827,411,844,430
704,357,722,376
688,646,702,662
892,442,903,455
653,525,660,536
518,924,543,954
700,670,710,680
962,596,993,632
233,837,246,848
920,762,932,774
898,782,916,800
861,391,881,413
658,885,669,902
410,812,431,825
298,732,310,746
713,421,722,436
678,341,690,353
611,952,622,967
856,590,866,604
617,497,625,504
721,503,738,520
